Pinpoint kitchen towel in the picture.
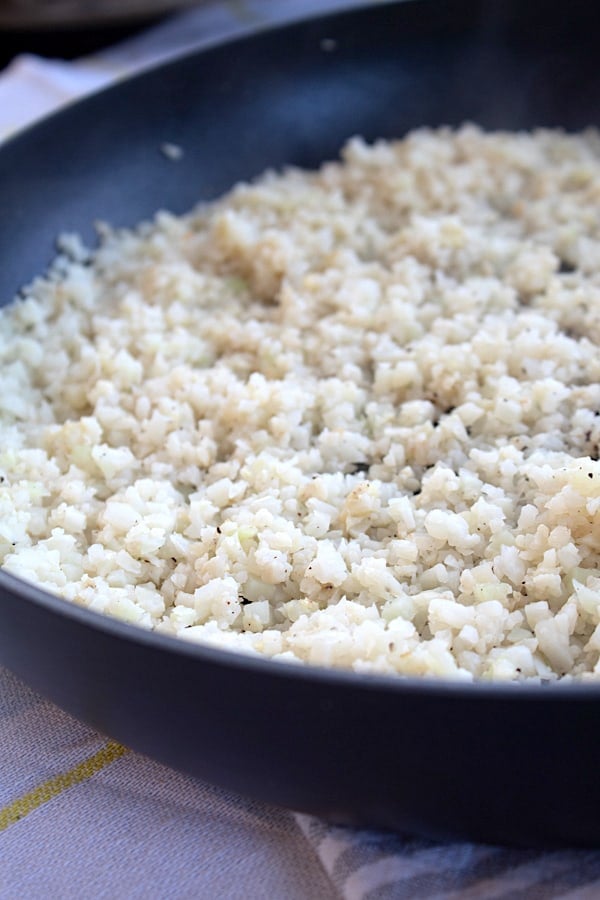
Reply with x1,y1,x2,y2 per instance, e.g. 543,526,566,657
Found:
1,2,600,897
3,660,600,898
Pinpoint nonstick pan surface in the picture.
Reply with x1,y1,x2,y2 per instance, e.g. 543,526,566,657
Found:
1,0,599,847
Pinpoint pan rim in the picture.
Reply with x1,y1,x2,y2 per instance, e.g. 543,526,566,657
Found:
0,0,406,154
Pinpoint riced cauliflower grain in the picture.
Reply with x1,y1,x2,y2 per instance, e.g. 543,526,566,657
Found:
3,125,600,682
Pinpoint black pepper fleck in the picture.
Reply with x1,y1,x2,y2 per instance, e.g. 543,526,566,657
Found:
558,259,576,274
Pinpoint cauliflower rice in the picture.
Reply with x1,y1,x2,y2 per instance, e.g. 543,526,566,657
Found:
3,125,600,682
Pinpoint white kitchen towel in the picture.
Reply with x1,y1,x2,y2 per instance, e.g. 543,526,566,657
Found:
3,662,600,899
2,2,600,898
0,665,336,899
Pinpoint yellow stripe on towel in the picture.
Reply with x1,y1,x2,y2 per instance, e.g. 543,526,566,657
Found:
0,740,128,832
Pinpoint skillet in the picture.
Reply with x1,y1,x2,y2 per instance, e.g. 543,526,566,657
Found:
0,0,599,847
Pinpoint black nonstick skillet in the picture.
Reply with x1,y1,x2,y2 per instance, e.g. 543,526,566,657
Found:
0,0,599,846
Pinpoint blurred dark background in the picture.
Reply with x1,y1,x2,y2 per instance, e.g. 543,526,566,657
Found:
0,0,204,70
0,19,165,68
0,21,137,69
